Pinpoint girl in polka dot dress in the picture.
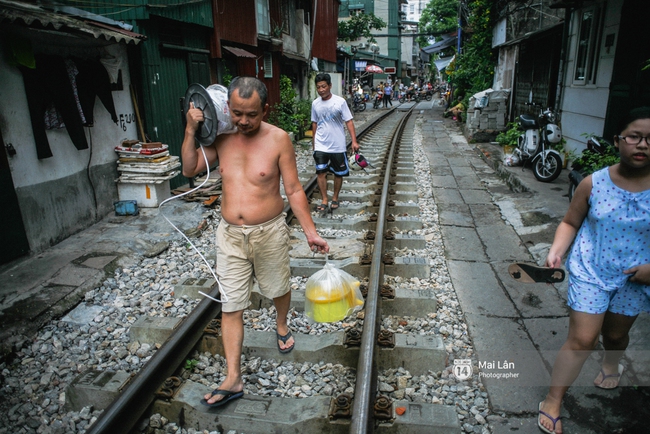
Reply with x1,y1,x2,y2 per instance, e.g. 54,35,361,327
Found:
538,107,650,434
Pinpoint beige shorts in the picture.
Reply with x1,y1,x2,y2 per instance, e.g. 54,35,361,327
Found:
216,213,291,312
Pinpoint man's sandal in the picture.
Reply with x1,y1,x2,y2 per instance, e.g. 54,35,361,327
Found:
276,330,295,354
508,263,565,283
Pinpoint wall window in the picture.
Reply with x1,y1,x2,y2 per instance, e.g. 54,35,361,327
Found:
573,5,602,85
263,52,273,78
280,0,295,36
256,0,270,35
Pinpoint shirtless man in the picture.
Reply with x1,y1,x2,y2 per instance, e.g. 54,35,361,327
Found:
182,77,329,407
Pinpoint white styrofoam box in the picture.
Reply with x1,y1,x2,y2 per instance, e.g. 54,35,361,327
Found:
117,180,170,207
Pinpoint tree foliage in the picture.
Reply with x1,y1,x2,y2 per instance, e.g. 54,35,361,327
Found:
446,0,494,101
338,13,386,43
268,75,310,137
417,0,459,46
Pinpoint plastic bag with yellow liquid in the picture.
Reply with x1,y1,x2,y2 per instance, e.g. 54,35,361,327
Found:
305,262,365,323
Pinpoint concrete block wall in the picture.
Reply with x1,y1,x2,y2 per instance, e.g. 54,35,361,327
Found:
466,89,510,138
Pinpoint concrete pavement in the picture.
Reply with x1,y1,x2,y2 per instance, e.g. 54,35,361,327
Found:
421,105,649,433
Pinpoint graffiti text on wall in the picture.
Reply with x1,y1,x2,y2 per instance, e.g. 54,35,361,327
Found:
119,113,136,131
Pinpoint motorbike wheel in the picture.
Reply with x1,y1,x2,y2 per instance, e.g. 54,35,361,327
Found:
426,94,432,101
398,96,405,103
358,101,366,112
373,100,380,109
533,153,563,182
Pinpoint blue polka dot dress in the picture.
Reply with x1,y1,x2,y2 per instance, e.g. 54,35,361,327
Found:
567,168,650,297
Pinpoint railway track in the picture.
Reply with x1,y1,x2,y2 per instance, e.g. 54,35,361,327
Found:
85,102,464,434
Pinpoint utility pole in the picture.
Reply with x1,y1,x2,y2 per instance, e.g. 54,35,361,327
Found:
457,1,462,54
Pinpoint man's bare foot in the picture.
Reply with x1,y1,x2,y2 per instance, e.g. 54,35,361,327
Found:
538,399,562,433
203,377,244,405
594,363,624,389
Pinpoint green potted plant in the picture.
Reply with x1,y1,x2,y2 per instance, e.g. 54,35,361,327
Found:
495,122,520,154
271,21,284,42
573,134,620,174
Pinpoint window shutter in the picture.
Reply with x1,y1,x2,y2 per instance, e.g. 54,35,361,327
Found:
263,52,273,78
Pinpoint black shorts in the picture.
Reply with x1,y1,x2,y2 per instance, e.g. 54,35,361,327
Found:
313,151,350,176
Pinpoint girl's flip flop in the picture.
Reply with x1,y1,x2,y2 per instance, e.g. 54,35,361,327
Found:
508,263,565,283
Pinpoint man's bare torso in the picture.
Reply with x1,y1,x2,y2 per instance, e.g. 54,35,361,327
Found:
215,122,286,225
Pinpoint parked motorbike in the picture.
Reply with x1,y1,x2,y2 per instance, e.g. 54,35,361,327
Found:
514,106,563,182
422,89,434,101
567,135,617,201
373,91,383,109
351,94,366,112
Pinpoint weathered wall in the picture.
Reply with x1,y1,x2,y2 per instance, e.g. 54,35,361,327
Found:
559,0,621,155
0,43,138,253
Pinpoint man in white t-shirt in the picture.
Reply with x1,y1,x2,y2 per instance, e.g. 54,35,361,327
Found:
311,73,360,212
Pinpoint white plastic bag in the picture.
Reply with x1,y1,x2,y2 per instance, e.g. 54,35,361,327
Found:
206,84,238,135
304,262,364,323
503,153,520,166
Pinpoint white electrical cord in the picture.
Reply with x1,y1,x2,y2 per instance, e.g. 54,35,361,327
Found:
158,146,227,303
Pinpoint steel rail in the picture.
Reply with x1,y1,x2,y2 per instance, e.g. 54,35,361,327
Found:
349,109,413,433
88,107,396,434
86,283,223,434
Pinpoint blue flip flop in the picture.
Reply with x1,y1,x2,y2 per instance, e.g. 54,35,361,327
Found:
200,389,244,408
277,330,295,354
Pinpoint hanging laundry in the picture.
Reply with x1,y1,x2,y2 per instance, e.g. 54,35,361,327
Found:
20,54,88,159
74,57,118,126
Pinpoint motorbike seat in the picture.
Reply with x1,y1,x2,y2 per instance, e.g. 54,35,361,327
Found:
519,114,538,129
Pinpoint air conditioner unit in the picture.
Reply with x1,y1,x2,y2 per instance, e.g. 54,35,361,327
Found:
357,43,367,49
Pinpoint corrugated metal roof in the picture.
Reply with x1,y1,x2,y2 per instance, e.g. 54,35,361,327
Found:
0,0,146,45
222,46,256,58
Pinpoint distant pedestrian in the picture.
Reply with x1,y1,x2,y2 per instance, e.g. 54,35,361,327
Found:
537,107,650,434
383,83,393,108
311,73,360,212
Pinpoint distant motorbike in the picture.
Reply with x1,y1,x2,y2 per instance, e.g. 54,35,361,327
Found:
567,135,617,201
351,94,366,112
514,105,563,182
373,92,383,109
398,91,421,103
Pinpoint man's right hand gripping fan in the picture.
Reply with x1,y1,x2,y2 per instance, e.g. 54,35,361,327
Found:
305,261,365,323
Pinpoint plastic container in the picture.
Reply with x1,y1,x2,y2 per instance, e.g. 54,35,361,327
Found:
305,284,351,323
117,180,170,207
304,263,364,323
113,200,139,216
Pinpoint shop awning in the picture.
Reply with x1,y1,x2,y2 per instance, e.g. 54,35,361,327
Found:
422,33,458,55
222,46,256,58
0,0,146,45
434,56,455,71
